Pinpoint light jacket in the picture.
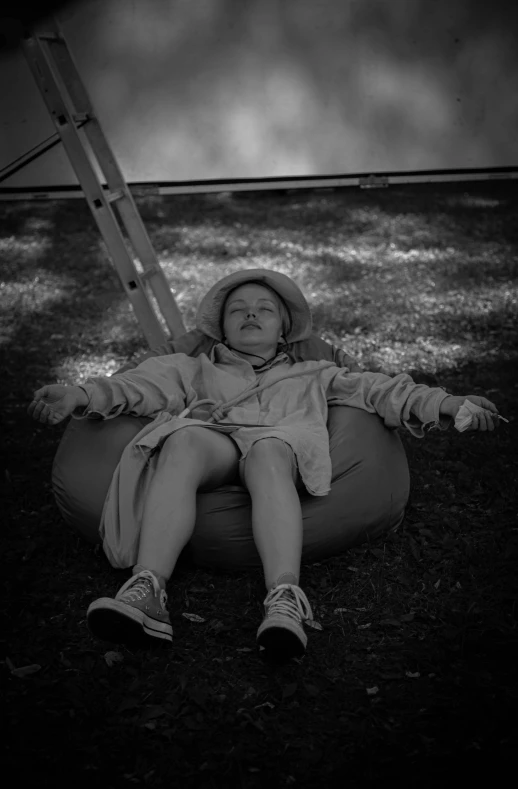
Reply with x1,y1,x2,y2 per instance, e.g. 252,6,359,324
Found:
74,344,451,568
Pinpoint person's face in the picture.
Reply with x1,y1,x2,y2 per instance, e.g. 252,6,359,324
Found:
222,284,284,358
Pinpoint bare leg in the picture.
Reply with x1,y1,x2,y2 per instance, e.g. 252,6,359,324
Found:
243,439,303,591
136,427,240,583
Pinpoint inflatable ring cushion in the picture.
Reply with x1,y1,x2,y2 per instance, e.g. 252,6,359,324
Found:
51,335,410,571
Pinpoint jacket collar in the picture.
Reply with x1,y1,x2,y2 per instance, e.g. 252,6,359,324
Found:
211,342,289,372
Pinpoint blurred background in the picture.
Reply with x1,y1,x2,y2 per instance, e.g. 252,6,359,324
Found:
1,0,517,188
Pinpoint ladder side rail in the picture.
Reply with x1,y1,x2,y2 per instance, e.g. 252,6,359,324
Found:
83,112,187,339
35,18,95,116
85,132,187,338
22,33,169,350
136,265,187,340
44,21,186,339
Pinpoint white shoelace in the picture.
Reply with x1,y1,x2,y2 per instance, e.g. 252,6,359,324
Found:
116,570,167,608
263,584,322,630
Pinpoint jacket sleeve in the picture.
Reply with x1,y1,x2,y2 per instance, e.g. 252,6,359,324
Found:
71,354,195,421
324,369,452,437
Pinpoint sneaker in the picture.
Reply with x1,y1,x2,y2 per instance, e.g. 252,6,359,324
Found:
87,570,173,646
256,583,320,660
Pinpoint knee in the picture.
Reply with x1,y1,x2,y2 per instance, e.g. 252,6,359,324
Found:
246,439,292,473
161,427,205,457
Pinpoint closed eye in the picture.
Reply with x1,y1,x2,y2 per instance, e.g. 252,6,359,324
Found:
230,306,273,313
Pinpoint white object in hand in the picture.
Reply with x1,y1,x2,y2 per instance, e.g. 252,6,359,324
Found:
454,399,508,432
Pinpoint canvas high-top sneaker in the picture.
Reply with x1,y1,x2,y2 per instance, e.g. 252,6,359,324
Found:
257,583,321,659
87,570,172,646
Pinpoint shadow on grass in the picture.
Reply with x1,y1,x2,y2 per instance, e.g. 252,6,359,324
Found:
0,199,153,404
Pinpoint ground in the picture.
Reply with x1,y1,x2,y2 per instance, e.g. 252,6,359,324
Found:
2,181,517,788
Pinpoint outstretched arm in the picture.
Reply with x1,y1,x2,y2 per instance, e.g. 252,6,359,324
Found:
439,394,501,431
28,354,194,425
28,384,89,425
324,370,501,437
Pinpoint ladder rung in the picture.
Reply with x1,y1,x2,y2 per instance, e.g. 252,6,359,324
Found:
106,189,124,203
140,268,160,282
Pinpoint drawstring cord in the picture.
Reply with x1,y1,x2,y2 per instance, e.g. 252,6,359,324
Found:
177,363,336,424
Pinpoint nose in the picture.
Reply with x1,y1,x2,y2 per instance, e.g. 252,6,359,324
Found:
245,309,256,319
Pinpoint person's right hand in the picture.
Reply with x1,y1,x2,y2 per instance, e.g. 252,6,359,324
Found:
27,384,88,425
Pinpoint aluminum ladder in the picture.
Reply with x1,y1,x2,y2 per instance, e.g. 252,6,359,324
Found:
21,18,186,348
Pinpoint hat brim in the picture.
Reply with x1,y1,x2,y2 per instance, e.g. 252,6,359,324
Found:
196,268,312,343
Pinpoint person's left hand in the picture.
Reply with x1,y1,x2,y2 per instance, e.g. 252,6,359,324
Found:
440,394,501,431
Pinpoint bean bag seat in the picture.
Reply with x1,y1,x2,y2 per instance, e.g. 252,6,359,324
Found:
52,401,410,571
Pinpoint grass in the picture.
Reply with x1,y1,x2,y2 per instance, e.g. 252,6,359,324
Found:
2,181,518,788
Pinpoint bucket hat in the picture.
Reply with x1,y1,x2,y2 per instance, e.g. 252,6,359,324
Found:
196,268,312,343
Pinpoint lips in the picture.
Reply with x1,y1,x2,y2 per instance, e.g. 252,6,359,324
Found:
241,322,261,329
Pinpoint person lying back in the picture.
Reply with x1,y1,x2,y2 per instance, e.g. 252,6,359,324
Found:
28,269,502,661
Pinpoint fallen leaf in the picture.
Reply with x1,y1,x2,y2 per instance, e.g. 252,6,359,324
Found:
104,650,124,667
11,663,41,678
366,686,379,695
182,613,205,623
254,701,275,710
